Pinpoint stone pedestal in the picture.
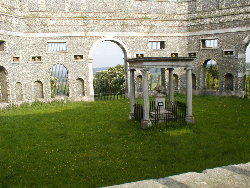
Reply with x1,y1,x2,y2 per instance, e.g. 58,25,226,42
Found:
154,85,167,114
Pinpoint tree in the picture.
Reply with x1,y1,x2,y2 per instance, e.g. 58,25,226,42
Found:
94,64,125,94
206,65,219,89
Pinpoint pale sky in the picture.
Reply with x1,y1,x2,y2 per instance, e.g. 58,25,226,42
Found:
92,41,124,68
92,41,250,68
246,45,250,63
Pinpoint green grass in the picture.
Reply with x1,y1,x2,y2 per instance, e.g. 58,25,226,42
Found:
0,96,249,187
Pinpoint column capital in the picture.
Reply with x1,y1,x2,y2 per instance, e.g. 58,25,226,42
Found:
129,68,136,72
141,68,150,73
186,67,193,70
167,68,174,71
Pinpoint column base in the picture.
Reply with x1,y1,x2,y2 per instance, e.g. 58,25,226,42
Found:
185,116,195,124
141,120,152,129
129,112,134,120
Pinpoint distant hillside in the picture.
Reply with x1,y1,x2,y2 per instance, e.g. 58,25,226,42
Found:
93,67,110,74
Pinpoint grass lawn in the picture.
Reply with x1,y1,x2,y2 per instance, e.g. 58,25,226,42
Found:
0,96,249,187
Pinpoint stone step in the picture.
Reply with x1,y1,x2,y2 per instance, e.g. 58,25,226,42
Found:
106,162,250,188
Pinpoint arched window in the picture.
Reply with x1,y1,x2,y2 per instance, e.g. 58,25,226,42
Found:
224,73,234,91
76,78,85,97
192,73,197,90
173,74,178,90
204,59,219,90
34,81,44,99
0,66,8,102
15,82,23,101
50,64,69,97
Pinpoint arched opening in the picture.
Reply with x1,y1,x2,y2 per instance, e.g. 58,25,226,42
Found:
0,66,8,102
246,43,250,75
15,82,23,101
245,43,250,96
76,78,85,97
92,40,127,95
149,68,161,91
224,73,234,91
34,81,44,99
50,64,69,98
204,59,219,90
192,73,197,90
173,74,179,91
136,75,142,92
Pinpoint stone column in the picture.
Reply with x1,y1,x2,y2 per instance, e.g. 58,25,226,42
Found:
141,69,152,128
129,69,136,120
168,68,174,104
161,68,166,91
185,68,195,123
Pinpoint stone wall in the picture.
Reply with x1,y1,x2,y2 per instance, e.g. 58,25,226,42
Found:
0,0,249,104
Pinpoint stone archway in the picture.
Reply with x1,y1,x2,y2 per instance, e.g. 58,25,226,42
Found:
245,43,250,76
0,66,8,102
50,64,69,98
203,59,219,90
245,42,250,96
90,38,129,95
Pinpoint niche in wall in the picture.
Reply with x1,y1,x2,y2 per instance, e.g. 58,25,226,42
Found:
74,55,83,60
32,56,42,62
13,57,20,62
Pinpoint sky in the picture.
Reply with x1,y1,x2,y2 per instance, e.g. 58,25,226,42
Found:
92,41,124,68
246,45,250,63
92,42,250,68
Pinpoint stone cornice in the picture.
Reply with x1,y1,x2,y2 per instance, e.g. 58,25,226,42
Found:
1,26,250,38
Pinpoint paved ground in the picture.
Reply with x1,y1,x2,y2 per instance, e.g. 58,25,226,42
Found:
106,162,250,188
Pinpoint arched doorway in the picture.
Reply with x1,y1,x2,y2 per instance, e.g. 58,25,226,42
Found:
204,59,219,90
0,66,8,102
50,64,69,98
92,40,127,95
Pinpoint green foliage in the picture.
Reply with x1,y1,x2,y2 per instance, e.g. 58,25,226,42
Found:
50,75,57,98
94,64,125,94
0,96,250,187
246,76,250,97
206,65,219,89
